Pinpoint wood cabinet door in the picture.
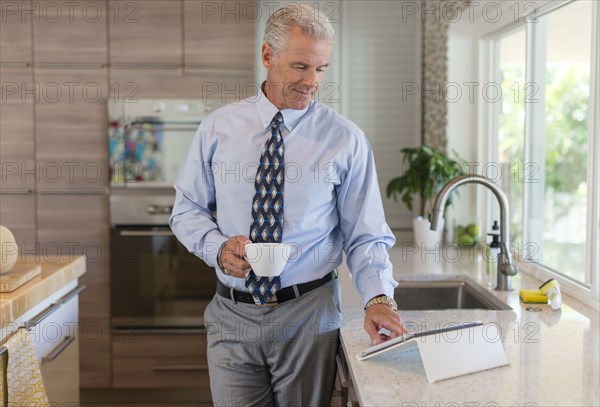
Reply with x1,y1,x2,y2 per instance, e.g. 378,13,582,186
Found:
36,192,111,388
0,68,36,249
112,331,210,391
0,68,35,190
109,0,182,67
0,193,36,250
184,0,256,70
0,0,32,64
34,68,109,191
32,0,107,65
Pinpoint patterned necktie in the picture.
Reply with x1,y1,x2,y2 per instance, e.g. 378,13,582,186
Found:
246,112,285,304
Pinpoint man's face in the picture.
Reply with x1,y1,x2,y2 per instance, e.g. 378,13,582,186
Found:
262,26,331,110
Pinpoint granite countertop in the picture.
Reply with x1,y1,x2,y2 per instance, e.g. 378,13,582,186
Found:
0,255,86,341
339,246,600,406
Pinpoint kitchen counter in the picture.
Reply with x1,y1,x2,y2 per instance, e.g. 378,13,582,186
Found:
0,255,86,342
339,246,599,406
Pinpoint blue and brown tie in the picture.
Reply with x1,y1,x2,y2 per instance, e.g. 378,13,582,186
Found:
246,112,285,304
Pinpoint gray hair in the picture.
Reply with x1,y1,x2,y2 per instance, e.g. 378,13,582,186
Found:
264,3,334,56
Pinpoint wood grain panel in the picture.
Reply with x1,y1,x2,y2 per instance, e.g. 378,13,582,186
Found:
36,193,111,387
184,0,256,69
109,0,182,65
34,68,108,189
33,0,107,64
112,332,209,388
0,71,35,188
0,0,32,63
109,68,256,101
36,193,109,248
0,194,36,249
79,316,111,387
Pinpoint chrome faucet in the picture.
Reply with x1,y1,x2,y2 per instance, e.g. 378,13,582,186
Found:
429,174,518,291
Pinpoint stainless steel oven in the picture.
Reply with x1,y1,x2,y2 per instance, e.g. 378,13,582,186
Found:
110,183,217,332
109,99,215,187
109,99,217,332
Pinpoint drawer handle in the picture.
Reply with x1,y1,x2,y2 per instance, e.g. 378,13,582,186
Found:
111,63,180,70
0,189,32,195
36,63,105,69
38,189,107,195
57,284,86,304
24,302,62,330
119,230,175,237
41,335,75,364
112,327,207,335
335,353,352,388
23,285,86,329
0,62,30,68
152,364,209,371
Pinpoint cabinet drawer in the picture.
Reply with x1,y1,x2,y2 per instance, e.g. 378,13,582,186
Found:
112,356,210,388
28,290,79,362
23,285,82,404
112,331,209,388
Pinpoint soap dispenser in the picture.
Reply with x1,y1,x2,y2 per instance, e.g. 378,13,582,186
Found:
486,221,500,289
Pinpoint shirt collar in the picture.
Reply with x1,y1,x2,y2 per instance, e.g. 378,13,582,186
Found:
255,82,312,132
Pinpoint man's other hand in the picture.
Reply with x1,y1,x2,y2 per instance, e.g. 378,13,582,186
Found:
364,304,407,345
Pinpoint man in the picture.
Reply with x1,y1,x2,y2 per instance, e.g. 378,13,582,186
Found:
170,4,405,406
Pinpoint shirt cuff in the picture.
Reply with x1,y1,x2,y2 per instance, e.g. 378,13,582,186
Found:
202,232,229,269
359,276,397,307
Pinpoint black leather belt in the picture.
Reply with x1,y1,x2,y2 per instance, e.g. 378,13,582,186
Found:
216,270,337,306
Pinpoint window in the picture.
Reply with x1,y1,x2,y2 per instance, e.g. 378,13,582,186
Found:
491,1,594,286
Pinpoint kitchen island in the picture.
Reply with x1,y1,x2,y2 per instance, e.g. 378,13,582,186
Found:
338,246,599,406
0,255,86,340
0,255,86,403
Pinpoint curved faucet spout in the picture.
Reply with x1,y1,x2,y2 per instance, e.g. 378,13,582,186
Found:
429,174,518,291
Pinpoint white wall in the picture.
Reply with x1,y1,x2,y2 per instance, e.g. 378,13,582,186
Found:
255,0,422,233
446,0,566,235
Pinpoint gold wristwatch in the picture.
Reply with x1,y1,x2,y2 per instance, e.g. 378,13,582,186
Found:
364,295,398,311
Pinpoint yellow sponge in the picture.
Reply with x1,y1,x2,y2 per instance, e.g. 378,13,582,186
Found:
519,289,548,304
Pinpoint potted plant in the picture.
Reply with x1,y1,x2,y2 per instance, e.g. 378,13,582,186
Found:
386,145,464,248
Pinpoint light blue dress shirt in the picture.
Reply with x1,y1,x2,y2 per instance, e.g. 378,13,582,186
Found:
170,89,398,304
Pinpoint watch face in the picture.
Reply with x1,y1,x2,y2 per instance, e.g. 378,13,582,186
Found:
385,296,398,310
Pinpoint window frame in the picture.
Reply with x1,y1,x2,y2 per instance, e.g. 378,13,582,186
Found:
481,0,600,308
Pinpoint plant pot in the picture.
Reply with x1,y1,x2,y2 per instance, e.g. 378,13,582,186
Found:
413,216,444,250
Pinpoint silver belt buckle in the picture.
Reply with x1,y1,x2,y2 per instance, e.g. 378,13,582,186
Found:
253,295,278,307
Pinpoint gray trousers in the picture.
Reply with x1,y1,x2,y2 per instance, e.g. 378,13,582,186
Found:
204,278,342,407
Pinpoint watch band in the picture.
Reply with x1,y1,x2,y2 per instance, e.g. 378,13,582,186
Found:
364,295,398,312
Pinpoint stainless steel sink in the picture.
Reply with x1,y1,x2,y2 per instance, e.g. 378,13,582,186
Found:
394,279,512,310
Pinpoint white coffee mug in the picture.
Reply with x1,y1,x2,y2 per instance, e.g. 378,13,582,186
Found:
244,243,291,277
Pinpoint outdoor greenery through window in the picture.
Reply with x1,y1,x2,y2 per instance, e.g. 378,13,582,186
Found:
493,0,592,284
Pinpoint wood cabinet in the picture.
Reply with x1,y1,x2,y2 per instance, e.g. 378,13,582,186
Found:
0,68,35,188
108,68,255,101
183,0,256,70
34,68,109,191
0,0,257,392
0,193,36,249
112,329,210,394
109,0,182,67
0,0,32,64
0,67,36,249
32,0,107,65
36,193,111,387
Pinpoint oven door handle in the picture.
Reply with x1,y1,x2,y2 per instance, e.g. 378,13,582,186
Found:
119,230,175,237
